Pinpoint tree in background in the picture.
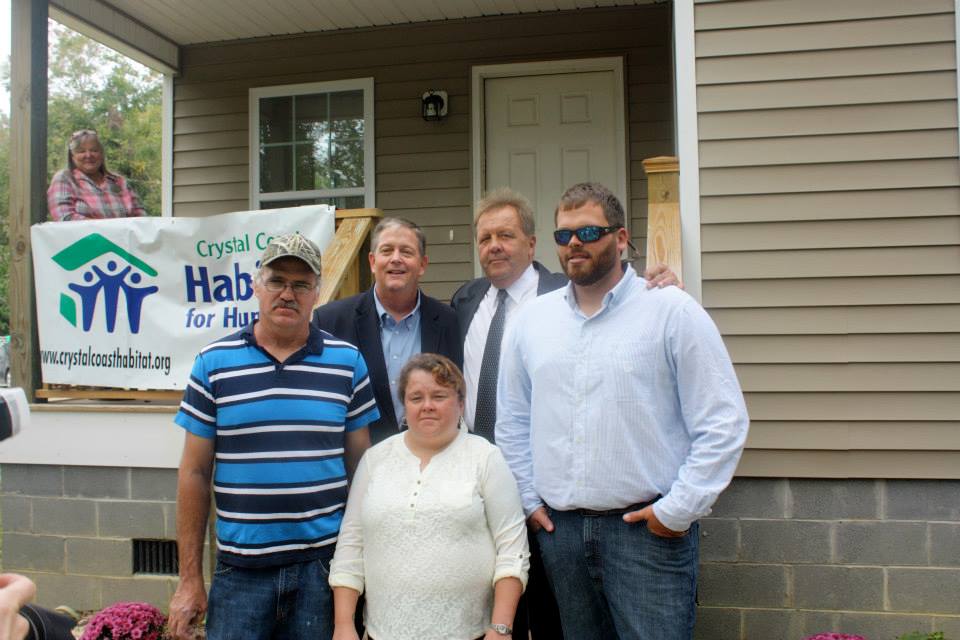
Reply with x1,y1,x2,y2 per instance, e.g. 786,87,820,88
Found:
46,23,162,215
0,21,162,333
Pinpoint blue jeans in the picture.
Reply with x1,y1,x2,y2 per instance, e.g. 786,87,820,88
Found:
536,507,699,640
206,556,333,640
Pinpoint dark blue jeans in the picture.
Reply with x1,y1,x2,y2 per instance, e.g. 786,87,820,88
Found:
536,507,699,640
206,556,333,640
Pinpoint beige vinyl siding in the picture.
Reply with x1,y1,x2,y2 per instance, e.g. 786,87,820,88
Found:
694,0,960,476
171,5,675,300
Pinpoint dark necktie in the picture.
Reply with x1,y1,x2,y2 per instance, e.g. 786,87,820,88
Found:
473,288,509,442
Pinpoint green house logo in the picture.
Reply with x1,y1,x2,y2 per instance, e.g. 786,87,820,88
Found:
52,233,159,334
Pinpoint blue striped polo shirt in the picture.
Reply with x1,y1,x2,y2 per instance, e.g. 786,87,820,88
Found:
175,323,379,568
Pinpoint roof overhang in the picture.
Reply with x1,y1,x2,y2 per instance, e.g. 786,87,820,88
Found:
48,0,657,75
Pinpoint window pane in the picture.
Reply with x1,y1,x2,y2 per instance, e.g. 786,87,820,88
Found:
331,140,364,188
329,90,363,119
295,94,329,142
256,84,369,198
260,146,293,193
295,142,331,191
330,91,364,141
330,115,364,141
260,96,292,144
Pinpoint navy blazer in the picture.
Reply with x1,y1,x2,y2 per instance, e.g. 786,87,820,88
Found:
450,261,567,346
312,288,463,444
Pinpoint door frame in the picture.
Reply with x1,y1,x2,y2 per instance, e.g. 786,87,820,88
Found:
470,57,629,277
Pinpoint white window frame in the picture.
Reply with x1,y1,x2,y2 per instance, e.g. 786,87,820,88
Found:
248,78,375,209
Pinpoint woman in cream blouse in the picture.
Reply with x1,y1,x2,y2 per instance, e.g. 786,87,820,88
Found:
330,353,529,640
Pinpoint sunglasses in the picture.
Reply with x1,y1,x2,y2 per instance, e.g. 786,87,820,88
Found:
70,129,98,140
553,225,622,245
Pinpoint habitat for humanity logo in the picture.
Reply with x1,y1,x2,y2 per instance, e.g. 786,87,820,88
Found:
52,233,159,334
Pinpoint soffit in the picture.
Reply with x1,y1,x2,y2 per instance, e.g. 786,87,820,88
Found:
104,0,656,45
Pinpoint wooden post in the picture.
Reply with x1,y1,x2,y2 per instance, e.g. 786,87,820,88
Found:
318,208,382,305
9,0,48,401
641,156,682,282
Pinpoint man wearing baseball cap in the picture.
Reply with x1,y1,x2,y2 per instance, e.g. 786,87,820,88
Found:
169,232,379,640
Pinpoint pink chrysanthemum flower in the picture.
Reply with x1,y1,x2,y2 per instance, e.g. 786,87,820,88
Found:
80,602,167,640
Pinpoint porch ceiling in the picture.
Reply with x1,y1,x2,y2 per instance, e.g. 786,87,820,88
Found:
96,0,655,45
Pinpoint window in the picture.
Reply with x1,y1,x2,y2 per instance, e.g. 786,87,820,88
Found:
249,79,374,209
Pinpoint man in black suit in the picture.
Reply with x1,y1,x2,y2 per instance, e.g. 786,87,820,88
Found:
451,188,564,640
313,217,461,445
451,187,680,639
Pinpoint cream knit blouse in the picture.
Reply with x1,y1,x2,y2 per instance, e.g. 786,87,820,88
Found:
329,429,530,640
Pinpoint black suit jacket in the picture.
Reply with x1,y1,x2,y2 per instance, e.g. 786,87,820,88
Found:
450,261,567,345
312,288,463,443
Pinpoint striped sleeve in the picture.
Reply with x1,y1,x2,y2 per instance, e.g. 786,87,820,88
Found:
345,351,379,431
174,353,217,438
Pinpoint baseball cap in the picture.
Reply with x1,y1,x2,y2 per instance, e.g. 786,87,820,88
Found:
260,232,322,275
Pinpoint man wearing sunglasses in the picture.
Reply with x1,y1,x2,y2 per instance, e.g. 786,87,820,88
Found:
496,183,749,640
450,186,680,639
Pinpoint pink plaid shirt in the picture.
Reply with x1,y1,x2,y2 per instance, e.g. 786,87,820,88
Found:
47,169,145,221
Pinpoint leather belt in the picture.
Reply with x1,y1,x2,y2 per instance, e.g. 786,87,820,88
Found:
564,496,659,517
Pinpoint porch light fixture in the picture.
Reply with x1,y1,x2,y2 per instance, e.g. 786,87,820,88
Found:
421,90,448,121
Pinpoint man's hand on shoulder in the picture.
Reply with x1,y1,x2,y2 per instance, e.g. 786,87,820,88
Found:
643,262,683,290
623,504,687,538
526,506,554,533
168,576,207,640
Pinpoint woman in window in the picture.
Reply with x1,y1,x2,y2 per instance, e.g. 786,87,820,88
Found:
330,353,529,640
47,129,145,221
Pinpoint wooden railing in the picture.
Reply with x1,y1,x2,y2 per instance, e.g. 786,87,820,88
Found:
642,156,683,281
318,208,381,305
34,208,383,403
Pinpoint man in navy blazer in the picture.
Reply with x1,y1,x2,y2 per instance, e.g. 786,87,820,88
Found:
313,217,462,445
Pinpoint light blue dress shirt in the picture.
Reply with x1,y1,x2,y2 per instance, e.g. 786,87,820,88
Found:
496,265,749,532
374,289,422,425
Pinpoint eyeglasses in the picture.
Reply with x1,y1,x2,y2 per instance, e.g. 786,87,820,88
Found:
553,225,622,245
262,278,317,295
70,129,98,140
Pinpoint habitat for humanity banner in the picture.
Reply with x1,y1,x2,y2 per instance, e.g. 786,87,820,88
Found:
31,205,335,390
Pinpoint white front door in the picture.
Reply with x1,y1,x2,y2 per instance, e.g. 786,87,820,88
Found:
483,69,624,273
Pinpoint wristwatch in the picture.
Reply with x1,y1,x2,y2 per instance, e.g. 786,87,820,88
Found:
489,623,512,636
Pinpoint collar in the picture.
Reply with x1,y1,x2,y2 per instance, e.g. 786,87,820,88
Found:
563,263,637,313
241,321,325,356
493,262,538,305
374,287,422,324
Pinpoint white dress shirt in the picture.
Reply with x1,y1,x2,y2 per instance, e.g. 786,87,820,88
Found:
463,263,539,430
496,265,750,532
329,428,530,640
